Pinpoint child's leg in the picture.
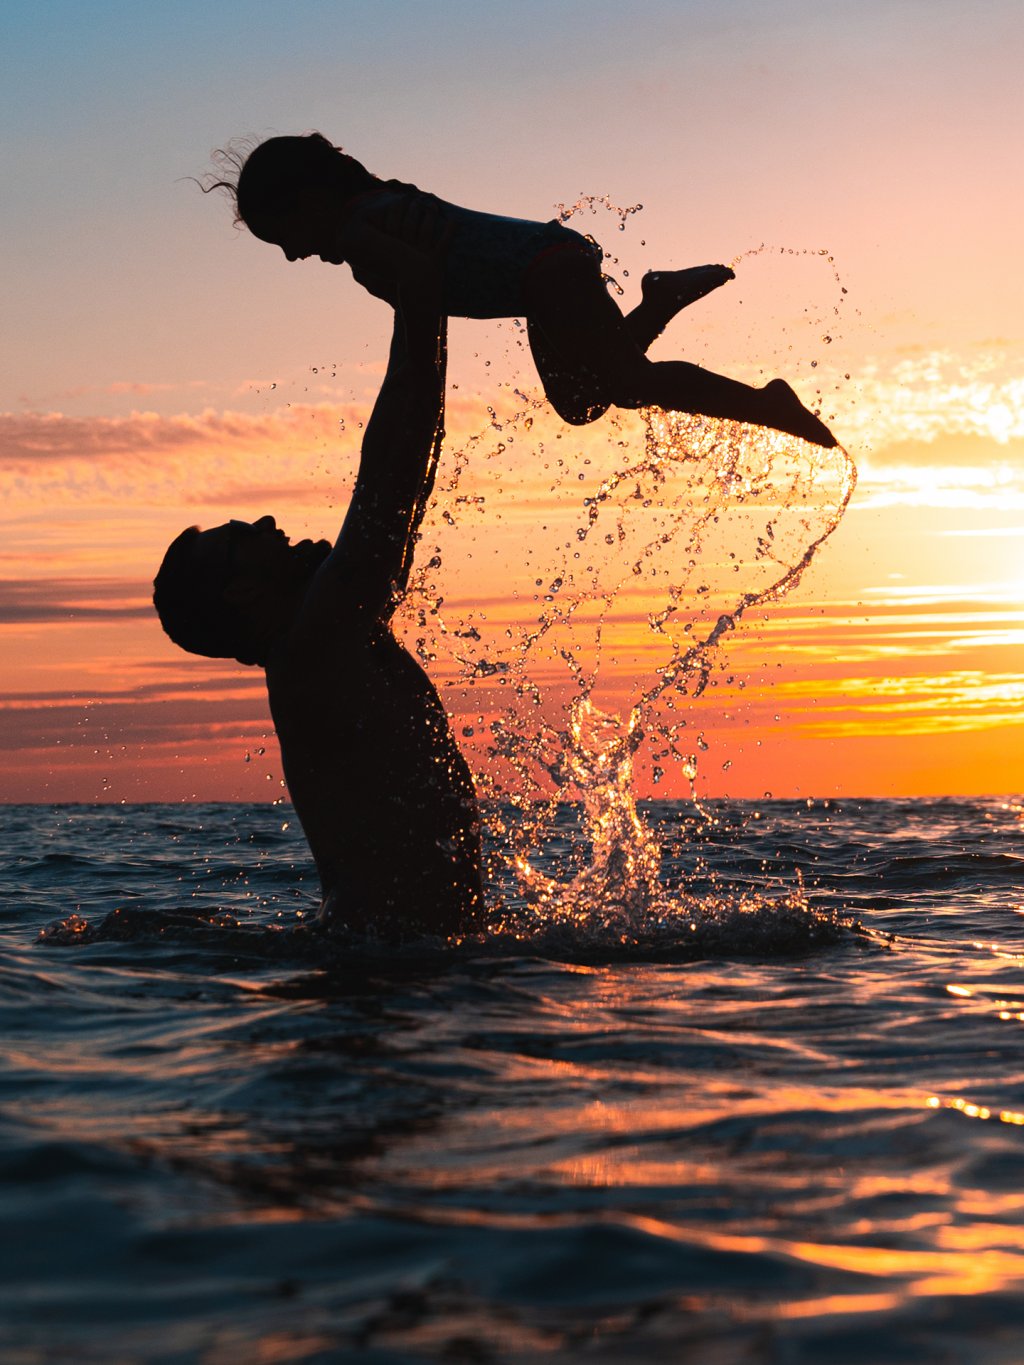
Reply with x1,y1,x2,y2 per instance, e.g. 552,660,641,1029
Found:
531,264,735,425
623,265,734,352
525,252,836,447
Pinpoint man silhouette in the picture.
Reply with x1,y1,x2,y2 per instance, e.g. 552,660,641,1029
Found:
154,238,483,937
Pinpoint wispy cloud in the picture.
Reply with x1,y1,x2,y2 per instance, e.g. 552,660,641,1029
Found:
0,693,271,754
0,404,361,463
0,393,501,466
865,434,1024,468
0,663,268,757
0,395,512,516
0,671,264,705
0,578,152,625
772,670,1024,737
834,348,1024,449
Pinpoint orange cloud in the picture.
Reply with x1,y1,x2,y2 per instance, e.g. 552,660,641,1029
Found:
867,434,1024,468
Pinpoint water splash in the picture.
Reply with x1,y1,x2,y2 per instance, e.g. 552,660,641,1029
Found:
396,193,860,952
498,696,660,925
482,696,852,959
404,393,857,950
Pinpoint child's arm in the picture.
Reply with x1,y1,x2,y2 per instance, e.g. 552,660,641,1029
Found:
292,211,447,635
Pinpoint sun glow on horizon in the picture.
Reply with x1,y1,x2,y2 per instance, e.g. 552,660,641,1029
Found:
3,351,1022,801
4,0,1024,805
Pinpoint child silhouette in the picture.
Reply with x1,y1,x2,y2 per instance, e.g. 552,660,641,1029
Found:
217,132,836,447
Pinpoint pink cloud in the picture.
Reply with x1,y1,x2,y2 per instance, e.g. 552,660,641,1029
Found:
0,392,519,467
0,404,366,464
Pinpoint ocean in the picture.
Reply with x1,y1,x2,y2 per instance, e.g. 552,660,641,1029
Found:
3,796,1024,1363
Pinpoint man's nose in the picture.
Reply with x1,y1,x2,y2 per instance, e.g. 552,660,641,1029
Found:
253,515,276,533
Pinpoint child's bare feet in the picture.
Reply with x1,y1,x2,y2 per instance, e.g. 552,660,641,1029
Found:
764,379,841,447
641,264,734,311
761,379,837,448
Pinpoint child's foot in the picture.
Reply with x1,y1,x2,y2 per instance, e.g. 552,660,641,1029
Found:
641,264,734,311
761,380,838,448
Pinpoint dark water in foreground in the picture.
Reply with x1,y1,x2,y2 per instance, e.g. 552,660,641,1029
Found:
3,798,1024,1363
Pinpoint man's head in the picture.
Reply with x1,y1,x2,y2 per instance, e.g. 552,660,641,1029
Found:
153,515,330,666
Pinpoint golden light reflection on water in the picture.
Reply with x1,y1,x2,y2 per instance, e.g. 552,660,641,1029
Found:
598,1213,1024,1300
928,1095,1024,1126
771,1292,905,1321
944,980,1024,1027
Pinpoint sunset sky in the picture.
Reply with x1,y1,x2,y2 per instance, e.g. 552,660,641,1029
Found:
3,0,1023,802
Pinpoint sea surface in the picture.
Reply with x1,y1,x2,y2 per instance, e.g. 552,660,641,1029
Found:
3,797,1024,1363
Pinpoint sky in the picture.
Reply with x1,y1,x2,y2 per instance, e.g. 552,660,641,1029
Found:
2,0,1023,802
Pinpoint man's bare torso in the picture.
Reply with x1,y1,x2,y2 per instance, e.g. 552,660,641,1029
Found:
267,625,483,936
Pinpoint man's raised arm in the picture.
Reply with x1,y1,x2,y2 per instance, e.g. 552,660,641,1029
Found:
297,228,447,634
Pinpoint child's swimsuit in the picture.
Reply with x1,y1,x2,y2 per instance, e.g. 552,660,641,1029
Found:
344,181,603,320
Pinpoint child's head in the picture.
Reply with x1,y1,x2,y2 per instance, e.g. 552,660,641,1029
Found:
223,133,375,245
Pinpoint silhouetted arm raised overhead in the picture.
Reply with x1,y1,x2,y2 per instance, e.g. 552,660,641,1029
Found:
291,230,447,644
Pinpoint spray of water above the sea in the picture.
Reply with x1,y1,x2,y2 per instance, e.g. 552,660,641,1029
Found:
399,210,859,952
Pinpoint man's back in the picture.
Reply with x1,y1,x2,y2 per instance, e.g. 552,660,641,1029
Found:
268,624,482,936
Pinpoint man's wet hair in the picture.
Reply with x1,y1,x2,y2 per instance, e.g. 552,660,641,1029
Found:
153,527,263,667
